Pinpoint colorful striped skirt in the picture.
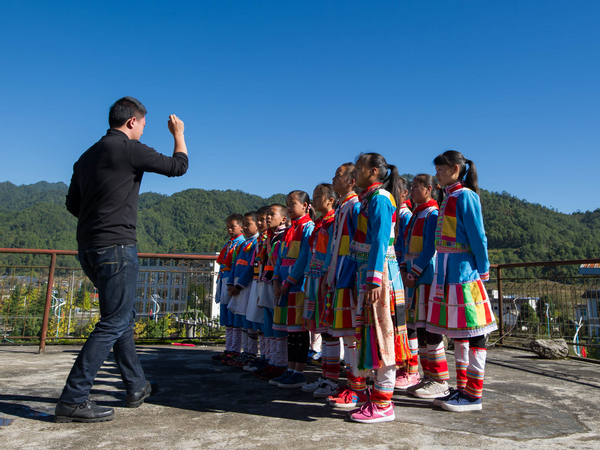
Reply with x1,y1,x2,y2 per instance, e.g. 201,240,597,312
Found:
328,288,356,337
426,279,497,338
285,291,306,332
303,273,331,333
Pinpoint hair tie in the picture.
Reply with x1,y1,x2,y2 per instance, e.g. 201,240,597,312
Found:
382,166,390,181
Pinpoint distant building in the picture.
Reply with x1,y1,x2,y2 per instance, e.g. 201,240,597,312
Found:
580,290,600,338
489,291,539,315
134,255,219,320
579,263,600,275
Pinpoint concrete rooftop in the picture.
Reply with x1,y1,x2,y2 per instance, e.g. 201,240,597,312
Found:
0,344,599,449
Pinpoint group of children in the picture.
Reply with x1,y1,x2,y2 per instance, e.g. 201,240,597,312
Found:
212,150,497,424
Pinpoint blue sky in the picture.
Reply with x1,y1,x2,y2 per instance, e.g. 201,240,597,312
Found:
1,1,598,214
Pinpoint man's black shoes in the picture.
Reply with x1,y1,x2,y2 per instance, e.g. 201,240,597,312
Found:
126,380,158,408
54,399,114,423
54,381,158,423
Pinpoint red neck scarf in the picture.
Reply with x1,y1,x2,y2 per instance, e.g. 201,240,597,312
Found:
412,198,439,215
401,199,412,209
217,234,243,266
309,209,335,248
283,214,312,248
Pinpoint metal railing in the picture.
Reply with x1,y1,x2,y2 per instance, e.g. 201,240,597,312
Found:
489,258,600,359
3,248,600,360
0,248,219,353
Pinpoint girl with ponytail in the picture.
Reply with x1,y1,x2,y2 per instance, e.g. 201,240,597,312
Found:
346,153,410,424
399,175,450,400
427,150,496,412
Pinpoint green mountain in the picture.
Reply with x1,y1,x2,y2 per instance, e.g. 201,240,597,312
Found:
0,181,598,271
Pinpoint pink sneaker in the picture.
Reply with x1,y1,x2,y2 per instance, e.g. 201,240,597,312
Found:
350,401,395,423
394,372,421,391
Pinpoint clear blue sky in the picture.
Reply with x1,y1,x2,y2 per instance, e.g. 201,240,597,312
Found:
1,1,598,214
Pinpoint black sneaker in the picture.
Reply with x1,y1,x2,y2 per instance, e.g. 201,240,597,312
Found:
55,400,114,423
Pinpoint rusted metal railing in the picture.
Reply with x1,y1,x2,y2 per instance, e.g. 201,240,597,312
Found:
489,258,600,358
0,248,219,354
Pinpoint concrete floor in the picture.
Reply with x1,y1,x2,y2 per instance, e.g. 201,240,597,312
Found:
0,344,599,450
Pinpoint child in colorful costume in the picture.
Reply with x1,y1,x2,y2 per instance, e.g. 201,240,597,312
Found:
211,213,245,363
348,153,410,424
255,204,290,381
227,211,260,367
427,150,497,412
400,175,450,398
271,191,315,389
322,163,364,409
244,206,270,372
392,178,415,389
301,184,338,398
394,178,412,266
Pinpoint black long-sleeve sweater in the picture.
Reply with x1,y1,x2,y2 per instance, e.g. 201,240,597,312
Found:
66,129,188,251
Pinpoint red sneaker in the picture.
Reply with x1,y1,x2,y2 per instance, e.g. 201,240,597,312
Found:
260,366,286,381
327,386,368,409
253,364,275,378
211,351,230,362
221,352,239,365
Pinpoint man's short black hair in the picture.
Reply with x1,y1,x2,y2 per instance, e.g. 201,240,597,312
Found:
109,97,147,128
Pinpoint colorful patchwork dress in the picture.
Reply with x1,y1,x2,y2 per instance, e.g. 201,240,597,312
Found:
227,233,258,315
245,231,268,324
350,183,410,374
326,192,360,337
402,199,439,329
272,214,315,332
257,226,285,310
426,182,497,338
215,233,246,327
303,209,335,332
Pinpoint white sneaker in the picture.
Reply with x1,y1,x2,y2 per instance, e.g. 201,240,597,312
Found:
301,377,324,393
313,379,339,399
411,380,450,399
406,378,429,395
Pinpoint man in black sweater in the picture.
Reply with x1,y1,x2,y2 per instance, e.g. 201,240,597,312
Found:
55,97,188,423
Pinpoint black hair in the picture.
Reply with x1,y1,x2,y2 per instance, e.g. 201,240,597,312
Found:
269,203,289,220
356,152,402,207
315,183,339,210
244,211,258,223
226,213,244,227
257,206,270,216
398,176,412,210
337,162,362,195
398,176,410,193
433,150,479,194
108,96,147,128
412,173,439,206
288,190,316,221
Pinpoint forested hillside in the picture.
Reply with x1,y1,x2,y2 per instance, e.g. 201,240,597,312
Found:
0,181,598,267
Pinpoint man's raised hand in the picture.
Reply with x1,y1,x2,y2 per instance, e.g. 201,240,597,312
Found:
168,115,185,136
